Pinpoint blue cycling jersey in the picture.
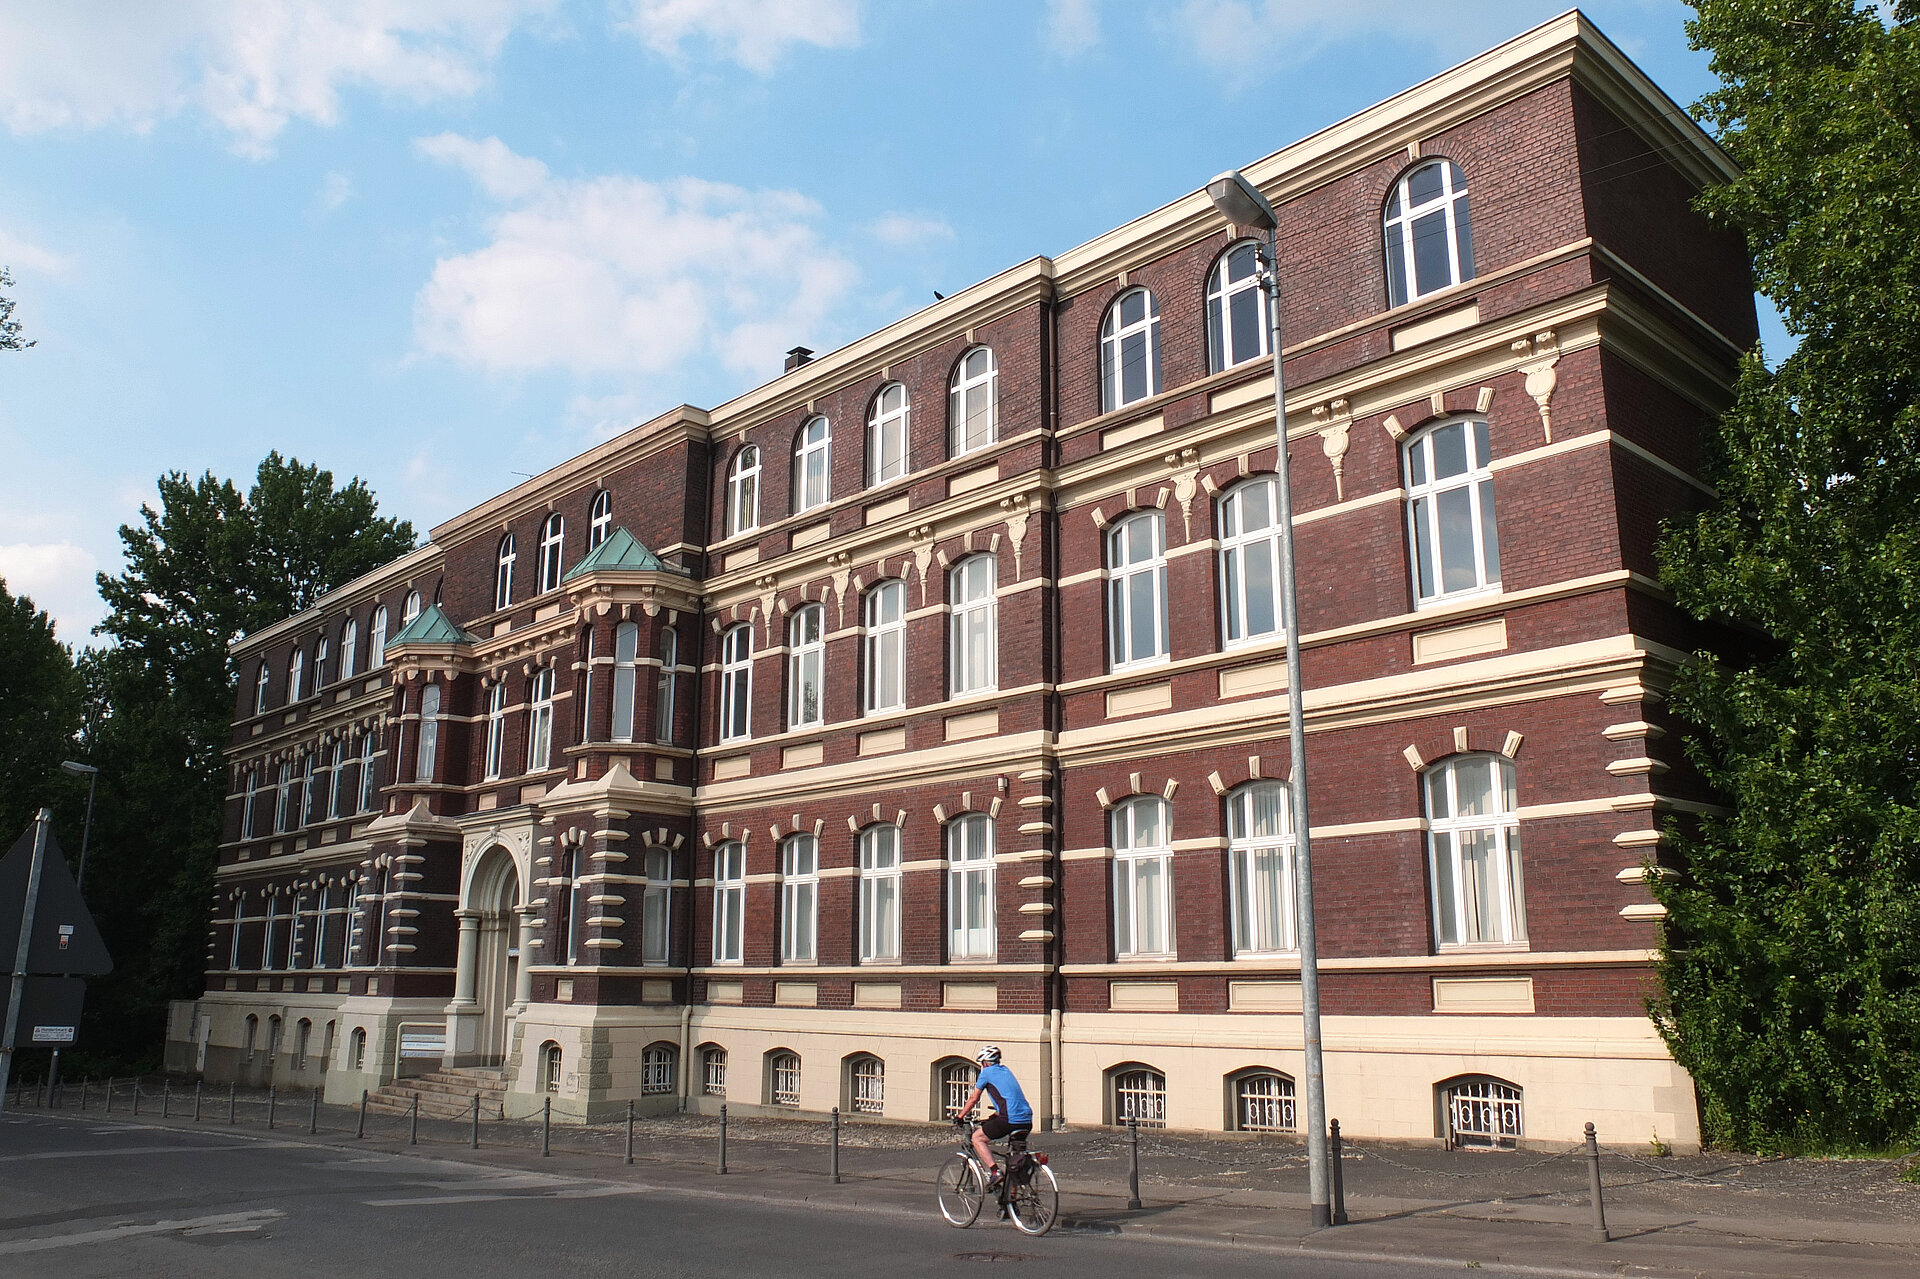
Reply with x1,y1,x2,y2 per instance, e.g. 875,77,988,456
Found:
976,1063,1034,1125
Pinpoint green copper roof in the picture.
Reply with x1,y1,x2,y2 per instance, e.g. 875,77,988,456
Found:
384,603,478,649
562,526,679,580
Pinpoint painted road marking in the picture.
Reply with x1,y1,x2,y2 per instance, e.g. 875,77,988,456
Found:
0,1209,284,1254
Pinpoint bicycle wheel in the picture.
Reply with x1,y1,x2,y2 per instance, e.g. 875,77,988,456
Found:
1007,1163,1059,1236
936,1153,986,1227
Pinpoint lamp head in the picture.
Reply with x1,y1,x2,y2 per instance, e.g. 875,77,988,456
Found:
1205,170,1278,233
61,760,98,777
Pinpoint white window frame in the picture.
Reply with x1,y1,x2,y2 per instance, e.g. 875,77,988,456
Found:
339,618,358,681
415,683,440,783
611,621,640,742
1385,159,1474,308
946,814,995,961
370,605,388,668
311,884,331,970
858,824,901,964
780,834,819,964
1100,287,1163,412
1113,1067,1167,1127
1217,477,1284,647
771,1052,801,1107
948,554,997,696
561,845,585,966
327,740,346,820
484,681,508,780
241,769,259,840
702,1047,728,1096
358,732,379,813
315,635,330,689
589,489,613,550
288,649,305,702
527,667,555,772
228,895,246,970
711,842,745,965
495,534,516,611
788,604,825,729
793,415,831,513
1404,418,1501,606
867,382,909,486
302,752,321,826
537,513,565,594
1235,1071,1296,1133
726,445,761,537
719,624,753,742
948,346,997,457
863,580,906,715
1227,781,1297,956
274,761,293,833
850,1056,884,1115
262,895,281,970
1206,239,1270,372
254,661,270,714
403,590,422,626
579,625,594,744
642,847,671,966
1446,1077,1522,1149
656,627,678,744
641,1044,676,1095
1107,511,1169,670
1426,755,1527,948
1112,797,1174,960
941,1061,978,1119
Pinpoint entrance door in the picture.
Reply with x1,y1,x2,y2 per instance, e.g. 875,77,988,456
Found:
468,848,521,1067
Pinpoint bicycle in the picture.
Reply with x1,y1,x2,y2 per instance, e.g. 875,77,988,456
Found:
936,1117,1060,1235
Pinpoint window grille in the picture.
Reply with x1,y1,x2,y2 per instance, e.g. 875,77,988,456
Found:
1113,1068,1167,1128
702,1048,727,1097
1235,1072,1296,1132
542,1043,562,1094
349,1027,366,1070
771,1052,801,1107
295,1019,312,1071
851,1057,884,1115
642,1045,676,1095
940,1061,978,1119
1446,1078,1522,1149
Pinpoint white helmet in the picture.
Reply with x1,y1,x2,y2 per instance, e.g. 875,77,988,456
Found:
976,1044,1001,1065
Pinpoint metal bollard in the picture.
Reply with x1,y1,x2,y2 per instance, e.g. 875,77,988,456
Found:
105,1075,114,1115
357,1089,368,1139
132,1078,140,1116
718,1104,728,1174
162,1079,171,1118
624,1099,634,1165
194,1080,203,1122
410,1094,419,1146
80,1077,89,1111
309,1087,320,1135
830,1107,841,1184
542,1096,551,1157
229,1081,237,1125
267,1084,276,1130
1329,1118,1349,1226
1126,1116,1142,1211
1585,1123,1610,1242
473,1094,482,1150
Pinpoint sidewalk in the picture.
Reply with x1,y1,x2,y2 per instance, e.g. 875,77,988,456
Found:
19,1083,1920,1278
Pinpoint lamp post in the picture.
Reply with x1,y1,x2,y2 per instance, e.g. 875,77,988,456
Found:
46,761,99,1098
1205,169,1332,1229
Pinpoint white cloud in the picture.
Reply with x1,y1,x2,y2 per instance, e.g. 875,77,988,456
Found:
617,0,861,73
317,171,354,212
1172,0,1544,83
0,541,102,647
0,0,557,158
1045,0,1102,56
870,213,954,247
416,132,551,200
413,134,858,382
566,392,652,440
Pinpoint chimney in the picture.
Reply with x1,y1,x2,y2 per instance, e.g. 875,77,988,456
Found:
784,346,815,372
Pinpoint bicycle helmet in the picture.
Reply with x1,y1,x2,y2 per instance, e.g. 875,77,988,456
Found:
976,1044,1002,1065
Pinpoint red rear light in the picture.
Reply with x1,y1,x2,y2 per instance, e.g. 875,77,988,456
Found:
1033,1153,1048,1165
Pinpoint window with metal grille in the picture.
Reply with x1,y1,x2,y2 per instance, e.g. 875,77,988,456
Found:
295,1019,311,1071
641,1044,676,1095
349,1026,365,1070
1445,1077,1522,1149
850,1057,884,1115
940,1060,978,1119
1234,1072,1296,1132
542,1042,562,1094
1113,1067,1167,1127
702,1047,727,1097
771,1052,801,1107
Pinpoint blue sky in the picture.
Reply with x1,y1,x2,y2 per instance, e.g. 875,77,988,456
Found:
0,1,1782,646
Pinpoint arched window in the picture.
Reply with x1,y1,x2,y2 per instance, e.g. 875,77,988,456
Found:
538,513,565,594
1112,1065,1167,1127
863,581,906,714
244,1014,259,1061
949,346,997,457
542,1041,563,1093
241,768,260,840
558,844,585,966
701,1045,728,1096
1112,797,1173,958
495,534,517,611
254,661,271,714
1228,781,1296,956
415,683,440,783
867,382,909,485
301,751,321,826
769,1051,801,1107
274,761,294,833
719,624,753,742
850,1056,884,1115
339,618,358,680
288,649,305,702
588,489,613,550
1207,240,1269,372
1385,159,1474,307
642,847,671,966
726,445,761,537
1232,1069,1296,1132
939,1059,977,1119
267,1013,283,1060
642,1042,678,1095
858,824,901,963
321,1020,336,1070
949,554,997,696
656,628,678,744
310,883,331,969
227,892,248,969
792,415,831,513
1100,287,1162,411
403,590,422,626
483,681,509,780
611,621,640,742
788,603,825,729
1425,755,1526,946
1107,511,1168,670
1405,418,1500,604
315,634,330,689
526,667,556,772
1217,477,1283,646
712,842,745,964
780,834,819,963
349,1026,366,1070
358,732,379,813
295,1018,312,1070
370,605,389,668
947,814,995,960
1443,1076,1522,1149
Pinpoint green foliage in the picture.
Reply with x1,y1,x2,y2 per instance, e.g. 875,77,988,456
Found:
0,266,32,352
0,578,82,846
1653,1,1920,1152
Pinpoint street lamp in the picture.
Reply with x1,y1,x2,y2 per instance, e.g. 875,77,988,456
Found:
1206,169,1334,1230
59,761,99,891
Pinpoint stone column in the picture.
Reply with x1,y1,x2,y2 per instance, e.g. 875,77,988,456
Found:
514,904,538,1006
451,909,481,1005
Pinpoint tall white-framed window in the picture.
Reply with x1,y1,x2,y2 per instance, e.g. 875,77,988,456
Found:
561,845,586,965
656,628,678,744
527,666,555,772
642,847,671,965
288,649,305,702
1426,755,1526,947
589,489,613,550
415,683,440,783
863,581,906,714
642,1043,677,1094
1218,477,1283,646
1107,511,1168,670
315,635,330,689
712,841,745,964
949,554,997,696
579,626,594,744
1405,418,1500,605
339,619,358,680
792,415,831,513
290,890,311,968
241,768,260,839
370,605,388,668
484,681,508,780
785,604,824,729
850,1056,885,1115
358,732,379,812
1100,287,1163,412
538,513,565,594
495,534,516,611
1385,159,1474,307
302,752,322,826
254,661,271,714
1113,796,1174,959
345,877,364,966
947,813,995,960
610,621,640,742
228,895,247,970
327,740,346,819
780,834,818,964
1206,240,1270,372
949,346,997,457
403,590,422,626
858,824,901,963
274,761,293,833
726,445,761,537
719,624,753,742
867,382,909,486
1227,781,1297,956
262,894,281,970
311,884,331,969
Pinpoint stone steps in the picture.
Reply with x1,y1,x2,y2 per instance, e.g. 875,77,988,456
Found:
365,1068,509,1119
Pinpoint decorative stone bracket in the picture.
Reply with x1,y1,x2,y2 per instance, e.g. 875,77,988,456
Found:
1512,330,1561,442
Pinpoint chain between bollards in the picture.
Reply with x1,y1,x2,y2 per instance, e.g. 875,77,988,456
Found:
357,1089,367,1139
718,1104,728,1174
1328,1118,1348,1226
829,1107,841,1184
410,1093,419,1145
1585,1122,1610,1242
473,1093,482,1150
542,1095,551,1157
309,1087,320,1135
1126,1116,1142,1210
624,1099,634,1165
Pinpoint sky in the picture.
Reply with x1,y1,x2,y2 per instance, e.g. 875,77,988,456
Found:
0,0,1787,648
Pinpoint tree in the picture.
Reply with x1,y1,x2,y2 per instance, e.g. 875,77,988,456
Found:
0,578,82,845
0,267,33,352
1653,0,1920,1151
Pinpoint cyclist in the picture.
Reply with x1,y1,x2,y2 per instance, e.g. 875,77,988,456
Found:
955,1044,1033,1190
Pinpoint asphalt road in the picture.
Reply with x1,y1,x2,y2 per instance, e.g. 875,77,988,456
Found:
0,1112,1466,1279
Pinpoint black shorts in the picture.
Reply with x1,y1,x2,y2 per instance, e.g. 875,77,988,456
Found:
979,1115,1032,1142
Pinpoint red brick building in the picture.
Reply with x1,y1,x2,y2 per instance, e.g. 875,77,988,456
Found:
169,13,1751,1150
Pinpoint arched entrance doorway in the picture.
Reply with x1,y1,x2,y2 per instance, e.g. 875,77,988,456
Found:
469,846,521,1065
